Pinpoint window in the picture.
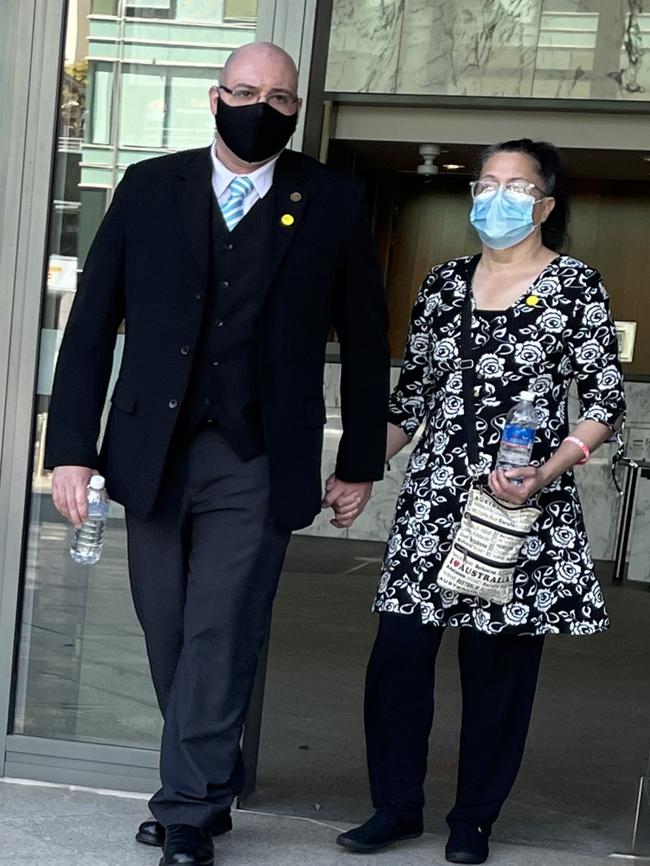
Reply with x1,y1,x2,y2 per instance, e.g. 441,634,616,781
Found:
12,0,259,753
125,0,174,19
223,0,257,22
119,70,166,148
167,73,215,150
91,0,119,13
87,64,113,145
175,0,221,21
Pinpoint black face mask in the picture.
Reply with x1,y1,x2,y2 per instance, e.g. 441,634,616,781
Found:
214,99,298,164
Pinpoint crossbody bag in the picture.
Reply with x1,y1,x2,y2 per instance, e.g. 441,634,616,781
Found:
436,291,542,605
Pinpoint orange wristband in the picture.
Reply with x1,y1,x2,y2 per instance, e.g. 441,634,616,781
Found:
564,436,590,465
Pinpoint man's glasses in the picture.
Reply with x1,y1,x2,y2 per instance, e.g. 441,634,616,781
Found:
218,84,299,115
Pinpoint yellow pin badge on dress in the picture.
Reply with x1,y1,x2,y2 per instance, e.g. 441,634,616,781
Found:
281,213,295,227
526,295,540,306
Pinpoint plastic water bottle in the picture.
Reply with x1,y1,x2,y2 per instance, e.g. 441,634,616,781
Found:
496,391,539,481
70,475,109,565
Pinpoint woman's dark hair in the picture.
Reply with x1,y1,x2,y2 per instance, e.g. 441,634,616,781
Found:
478,139,570,252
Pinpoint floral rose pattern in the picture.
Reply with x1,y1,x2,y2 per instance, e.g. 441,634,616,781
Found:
376,255,626,636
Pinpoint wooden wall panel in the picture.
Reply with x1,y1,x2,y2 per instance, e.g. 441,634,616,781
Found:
387,176,478,358
569,182,650,376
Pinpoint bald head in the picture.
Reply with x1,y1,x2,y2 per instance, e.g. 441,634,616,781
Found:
221,42,299,94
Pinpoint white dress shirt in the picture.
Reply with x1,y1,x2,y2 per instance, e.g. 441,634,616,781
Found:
210,141,279,219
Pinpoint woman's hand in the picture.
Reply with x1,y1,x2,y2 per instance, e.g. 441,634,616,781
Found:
488,466,548,505
322,474,373,528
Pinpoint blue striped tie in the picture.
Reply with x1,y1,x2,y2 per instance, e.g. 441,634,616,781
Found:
220,176,254,232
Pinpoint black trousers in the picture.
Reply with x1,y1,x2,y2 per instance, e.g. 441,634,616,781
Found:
126,428,291,828
365,613,545,831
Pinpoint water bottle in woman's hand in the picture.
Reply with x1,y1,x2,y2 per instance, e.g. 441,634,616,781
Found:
70,475,109,565
496,391,539,483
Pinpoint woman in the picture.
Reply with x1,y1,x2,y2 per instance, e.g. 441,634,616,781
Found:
336,140,626,864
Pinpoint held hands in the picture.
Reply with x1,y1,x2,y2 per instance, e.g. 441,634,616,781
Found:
322,475,373,529
52,465,97,528
488,466,547,506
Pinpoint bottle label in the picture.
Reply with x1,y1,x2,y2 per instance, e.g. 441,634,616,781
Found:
502,423,535,448
87,501,109,520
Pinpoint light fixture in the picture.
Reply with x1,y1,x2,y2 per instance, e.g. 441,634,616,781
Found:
442,163,466,171
417,144,440,177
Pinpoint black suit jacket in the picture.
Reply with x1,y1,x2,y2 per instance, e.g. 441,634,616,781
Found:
45,147,390,531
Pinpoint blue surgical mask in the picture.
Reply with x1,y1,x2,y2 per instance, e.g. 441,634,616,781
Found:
470,187,539,250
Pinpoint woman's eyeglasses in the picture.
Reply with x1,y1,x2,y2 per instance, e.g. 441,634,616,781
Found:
470,179,547,199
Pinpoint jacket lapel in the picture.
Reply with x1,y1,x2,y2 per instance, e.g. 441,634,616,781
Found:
171,147,213,285
268,150,311,281
170,147,312,287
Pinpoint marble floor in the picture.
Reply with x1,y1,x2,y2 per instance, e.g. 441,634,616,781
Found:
8,521,650,860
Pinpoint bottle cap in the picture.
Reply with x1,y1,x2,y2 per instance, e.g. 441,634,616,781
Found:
89,475,106,490
519,390,535,402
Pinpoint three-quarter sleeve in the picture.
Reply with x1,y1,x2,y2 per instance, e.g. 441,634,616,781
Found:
388,268,441,439
566,269,626,428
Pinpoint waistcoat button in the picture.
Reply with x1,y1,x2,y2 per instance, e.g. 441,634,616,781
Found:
168,398,178,409
180,345,191,356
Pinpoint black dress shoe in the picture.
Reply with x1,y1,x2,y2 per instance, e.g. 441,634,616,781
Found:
159,824,214,866
336,810,423,852
136,810,232,847
445,823,489,864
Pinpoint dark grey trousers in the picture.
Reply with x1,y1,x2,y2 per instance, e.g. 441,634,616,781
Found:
126,428,291,828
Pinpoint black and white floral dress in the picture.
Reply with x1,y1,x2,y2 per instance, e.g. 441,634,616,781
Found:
376,255,626,636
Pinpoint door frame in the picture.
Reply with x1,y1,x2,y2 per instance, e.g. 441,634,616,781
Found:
0,0,322,794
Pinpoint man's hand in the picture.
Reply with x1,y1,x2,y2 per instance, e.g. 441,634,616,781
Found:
488,466,547,506
322,475,373,529
52,466,97,528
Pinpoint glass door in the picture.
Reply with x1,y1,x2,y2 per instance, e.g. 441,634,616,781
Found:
11,0,258,752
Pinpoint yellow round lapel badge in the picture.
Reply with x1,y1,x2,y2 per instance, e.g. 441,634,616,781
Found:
526,294,540,307
281,213,295,227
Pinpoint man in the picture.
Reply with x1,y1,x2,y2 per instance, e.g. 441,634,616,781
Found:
46,42,389,866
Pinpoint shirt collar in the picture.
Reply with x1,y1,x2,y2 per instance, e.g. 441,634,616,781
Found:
210,140,280,200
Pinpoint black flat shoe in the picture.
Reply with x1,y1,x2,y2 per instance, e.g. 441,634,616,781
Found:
336,810,423,852
445,823,489,864
137,810,232,847
159,824,214,866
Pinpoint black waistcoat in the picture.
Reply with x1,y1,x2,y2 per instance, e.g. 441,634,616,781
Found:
177,189,274,459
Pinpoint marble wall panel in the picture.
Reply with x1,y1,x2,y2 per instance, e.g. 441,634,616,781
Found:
297,386,418,544
626,477,650,583
623,381,650,425
574,459,621,561
327,0,650,102
396,0,542,96
325,0,405,93
394,0,456,95
324,360,341,409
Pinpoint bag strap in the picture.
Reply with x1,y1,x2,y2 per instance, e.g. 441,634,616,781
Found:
459,260,481,472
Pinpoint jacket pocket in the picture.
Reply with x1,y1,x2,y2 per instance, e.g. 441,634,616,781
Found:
111,380,137,415
298,399,327,428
